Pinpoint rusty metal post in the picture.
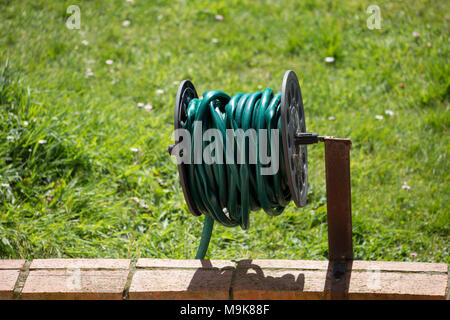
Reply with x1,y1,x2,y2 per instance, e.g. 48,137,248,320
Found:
324,137,353,261
323,137,353,299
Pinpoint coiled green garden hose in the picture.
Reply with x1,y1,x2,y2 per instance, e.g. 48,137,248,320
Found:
171,71,310,259
183,89,292,259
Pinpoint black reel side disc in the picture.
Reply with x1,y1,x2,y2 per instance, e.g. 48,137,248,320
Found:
174,80,201,216
280,70,308,207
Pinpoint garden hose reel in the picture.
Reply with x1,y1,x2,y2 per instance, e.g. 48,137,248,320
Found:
169,70,353,272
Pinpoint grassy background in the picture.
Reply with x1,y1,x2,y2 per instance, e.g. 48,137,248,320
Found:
0,0,448,262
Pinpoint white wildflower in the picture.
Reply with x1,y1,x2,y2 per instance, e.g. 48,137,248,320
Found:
324,56,335,63
137,102,145,107
385,110,394,116
86,68,94,77
130,147,139,152
211,38,219,43
130,197,149,209
23,121,29,126
328,116,336,121
156,89,164,95
144,104,153,111
81,40,89,46
412,31,420,38
38,139,47,144
105,59,113,65
402,182,411,190
215,14,224,21
375,115,384,120
122,20,131,27
6,136,14,141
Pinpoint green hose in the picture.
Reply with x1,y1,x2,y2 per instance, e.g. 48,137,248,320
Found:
184,89,292,259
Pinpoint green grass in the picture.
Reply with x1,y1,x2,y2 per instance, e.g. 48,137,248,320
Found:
0,0,448,263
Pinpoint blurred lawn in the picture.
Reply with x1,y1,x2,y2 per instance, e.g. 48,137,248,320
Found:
0,0,448,262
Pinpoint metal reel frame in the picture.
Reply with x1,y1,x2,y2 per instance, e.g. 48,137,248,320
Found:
173,71,309,216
